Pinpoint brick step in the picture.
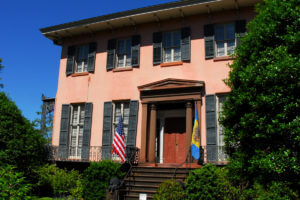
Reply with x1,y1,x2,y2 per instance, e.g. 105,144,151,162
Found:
121,194,154,200
132,167,193,173
125,175,186,182
123,184,159,191
124,179,169,186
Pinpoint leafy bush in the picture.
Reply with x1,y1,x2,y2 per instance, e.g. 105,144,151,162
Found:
185,164,239,200
153,179,185,200
35,164,83,199
0,165,32,200
82,160,124,200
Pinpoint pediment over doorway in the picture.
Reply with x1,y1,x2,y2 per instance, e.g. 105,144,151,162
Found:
138,78,204,103
138,78,204,91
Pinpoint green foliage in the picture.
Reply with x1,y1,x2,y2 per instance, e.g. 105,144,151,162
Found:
0,92,48,179
82,160,124,200
221,0,300,196
0,165,32,200
185,164,239,200
153,179,185,200
32,104,54,144
35,164,83,199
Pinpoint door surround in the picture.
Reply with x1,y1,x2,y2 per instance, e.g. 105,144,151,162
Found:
138,78,204,164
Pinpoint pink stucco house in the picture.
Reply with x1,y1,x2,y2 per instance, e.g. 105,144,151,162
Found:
41,1,259,195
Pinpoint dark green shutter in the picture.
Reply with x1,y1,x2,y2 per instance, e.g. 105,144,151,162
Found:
235,20,246,47
59,104,70,159
181,27,191,62
87,42,97,73
102,102,113,159
127,101,139,147
81,103,93,160
153,32,162,65
204,24,215,59
206,95,217,162
66,46,75,75
106,39,116,70
131,35,140,67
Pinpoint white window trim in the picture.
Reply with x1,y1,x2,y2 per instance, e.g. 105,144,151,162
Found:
69,104,84,159
111,101,129,161
116,38,132,68
163,30,181,63
215,23,236,57
75,45,89,73
216,95,228,162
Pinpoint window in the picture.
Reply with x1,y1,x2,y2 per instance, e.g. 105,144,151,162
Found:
106,35,140,70
217,95,228,162
69,104,85,158
153,27,190,65
111,102,130,160
204,20,246,59
75,45,89,73
116,38,132,68
215,24,235,57
163,31,181,63
66,43,96,76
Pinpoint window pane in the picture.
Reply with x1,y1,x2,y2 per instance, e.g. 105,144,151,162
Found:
126,39,132,53
78,45,89,60
227,40,235,55
173,31,181,47
174,47,181,61
115,103,122,123
80,106,85,124
123,126,128,142
164,48,172,62
123,103,130,124
164,32,172,47
72,106,78,124
225,24,235,39
215,25,224,40
216,42,225,57
76,62,83,73
83,62,88,72
117,40,124,54
117,56,124,67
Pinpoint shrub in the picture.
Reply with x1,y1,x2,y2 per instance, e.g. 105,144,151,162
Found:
185,164,239,200
82,160,124,200
35,164,83,199
0,165,32,200
153,179,185,200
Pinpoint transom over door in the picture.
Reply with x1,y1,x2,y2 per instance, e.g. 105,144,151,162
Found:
163,117,186,163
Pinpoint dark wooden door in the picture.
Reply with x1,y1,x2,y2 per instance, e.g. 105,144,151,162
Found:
163,117,186,163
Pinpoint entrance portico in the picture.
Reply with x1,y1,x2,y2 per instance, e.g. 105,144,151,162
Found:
138,78,204,165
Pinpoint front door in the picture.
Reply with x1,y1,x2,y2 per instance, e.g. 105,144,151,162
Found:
163,117,186,163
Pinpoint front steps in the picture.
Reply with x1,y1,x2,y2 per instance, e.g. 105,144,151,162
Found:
119,166,196,200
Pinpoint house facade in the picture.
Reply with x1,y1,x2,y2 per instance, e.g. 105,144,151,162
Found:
41,0,259,166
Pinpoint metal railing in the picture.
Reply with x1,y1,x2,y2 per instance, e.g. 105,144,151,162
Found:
47,145,139,163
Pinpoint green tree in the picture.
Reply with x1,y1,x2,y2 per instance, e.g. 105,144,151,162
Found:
0,58,4,88
221,0,300,197
0,92,48,179
33,104,54,144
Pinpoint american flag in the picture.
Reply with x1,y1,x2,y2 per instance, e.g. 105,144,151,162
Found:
112,116,126,162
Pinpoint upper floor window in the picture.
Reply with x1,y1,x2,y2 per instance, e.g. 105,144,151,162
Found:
153,27,190,65
116,38,132,68
163,31,181,63
215,24,235,57
66,43,97,76
204,20,246,59
75,45,89,73
106,35,140,70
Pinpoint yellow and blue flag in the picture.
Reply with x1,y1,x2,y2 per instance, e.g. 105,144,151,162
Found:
191,108,200,160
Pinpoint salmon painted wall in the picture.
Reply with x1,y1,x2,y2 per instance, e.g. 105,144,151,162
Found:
52,7,256,149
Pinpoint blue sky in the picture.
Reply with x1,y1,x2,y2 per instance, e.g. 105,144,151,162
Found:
0,0,175,122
